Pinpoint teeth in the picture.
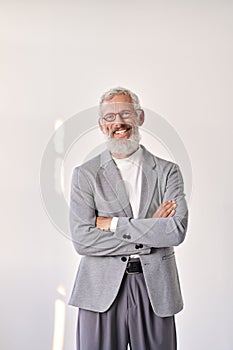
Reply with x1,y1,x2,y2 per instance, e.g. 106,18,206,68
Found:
115,129,127,134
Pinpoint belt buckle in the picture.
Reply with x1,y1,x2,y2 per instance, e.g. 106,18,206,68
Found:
125,261,141,274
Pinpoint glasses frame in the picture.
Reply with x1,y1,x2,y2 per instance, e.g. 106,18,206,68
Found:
101,109,141,123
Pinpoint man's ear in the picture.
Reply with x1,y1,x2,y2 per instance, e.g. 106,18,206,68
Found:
137,109,145,126
98,118,104,133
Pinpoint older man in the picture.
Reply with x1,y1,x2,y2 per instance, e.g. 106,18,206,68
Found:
69,87,189,350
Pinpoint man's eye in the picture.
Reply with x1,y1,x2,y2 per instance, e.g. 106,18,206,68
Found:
104,114,115,121
121,111,131,117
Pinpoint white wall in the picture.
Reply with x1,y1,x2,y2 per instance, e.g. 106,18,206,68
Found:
1,1,232,349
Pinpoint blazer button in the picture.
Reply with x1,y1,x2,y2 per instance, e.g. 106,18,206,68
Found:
123,234,131,239
121,257,127,262
135,243,144,249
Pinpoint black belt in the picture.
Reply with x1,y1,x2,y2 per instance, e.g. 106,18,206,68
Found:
125,259,143,274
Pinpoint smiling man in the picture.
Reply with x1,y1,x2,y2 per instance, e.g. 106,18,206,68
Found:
69,87,189,350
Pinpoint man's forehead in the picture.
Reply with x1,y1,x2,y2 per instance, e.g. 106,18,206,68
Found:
100,101,135,114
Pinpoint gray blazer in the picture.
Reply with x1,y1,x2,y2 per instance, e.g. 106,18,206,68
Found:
68,144,189,317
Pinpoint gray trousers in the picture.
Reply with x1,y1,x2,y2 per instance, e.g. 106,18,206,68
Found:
76,272,177,350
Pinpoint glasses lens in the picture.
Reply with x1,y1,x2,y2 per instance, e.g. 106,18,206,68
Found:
104,113,115,122
120,110,131,118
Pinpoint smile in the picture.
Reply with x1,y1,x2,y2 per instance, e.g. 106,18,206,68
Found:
113,127,132,138
115,129,127,134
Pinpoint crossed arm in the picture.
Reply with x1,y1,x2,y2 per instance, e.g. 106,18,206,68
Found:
69,163,188,256
96,200,177,231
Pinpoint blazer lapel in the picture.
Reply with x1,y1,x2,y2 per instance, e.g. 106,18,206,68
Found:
100,149,133,217
138,145,158,218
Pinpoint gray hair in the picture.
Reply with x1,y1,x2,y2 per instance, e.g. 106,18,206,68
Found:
99,86,141,110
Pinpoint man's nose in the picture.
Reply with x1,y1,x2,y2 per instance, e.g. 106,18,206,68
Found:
114,113,124,124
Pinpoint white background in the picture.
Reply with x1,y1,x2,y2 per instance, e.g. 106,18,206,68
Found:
1,1,232,349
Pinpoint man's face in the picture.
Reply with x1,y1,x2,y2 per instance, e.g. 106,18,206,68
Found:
99,94,143,139
98,94,144,157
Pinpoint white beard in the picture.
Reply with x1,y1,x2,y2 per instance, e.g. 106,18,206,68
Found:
105,126,141,157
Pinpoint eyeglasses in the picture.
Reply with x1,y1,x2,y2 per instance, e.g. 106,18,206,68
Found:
102,110,135,122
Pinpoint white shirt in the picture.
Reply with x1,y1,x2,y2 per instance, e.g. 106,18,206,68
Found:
110,145,143,258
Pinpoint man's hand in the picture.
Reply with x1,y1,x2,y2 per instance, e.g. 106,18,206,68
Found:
96,216,112,231
152,200,176,218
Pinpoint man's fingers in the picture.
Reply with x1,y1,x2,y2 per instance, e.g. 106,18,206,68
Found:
167,209,175,217
160,202,176,214
152,200,176,218
164,203,176,216
165,203,176,213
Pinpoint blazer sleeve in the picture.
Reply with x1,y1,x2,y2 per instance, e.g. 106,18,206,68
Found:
113,163,189,248
69,166,151,256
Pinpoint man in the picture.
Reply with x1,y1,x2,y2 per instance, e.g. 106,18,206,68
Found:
69,87,189,350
